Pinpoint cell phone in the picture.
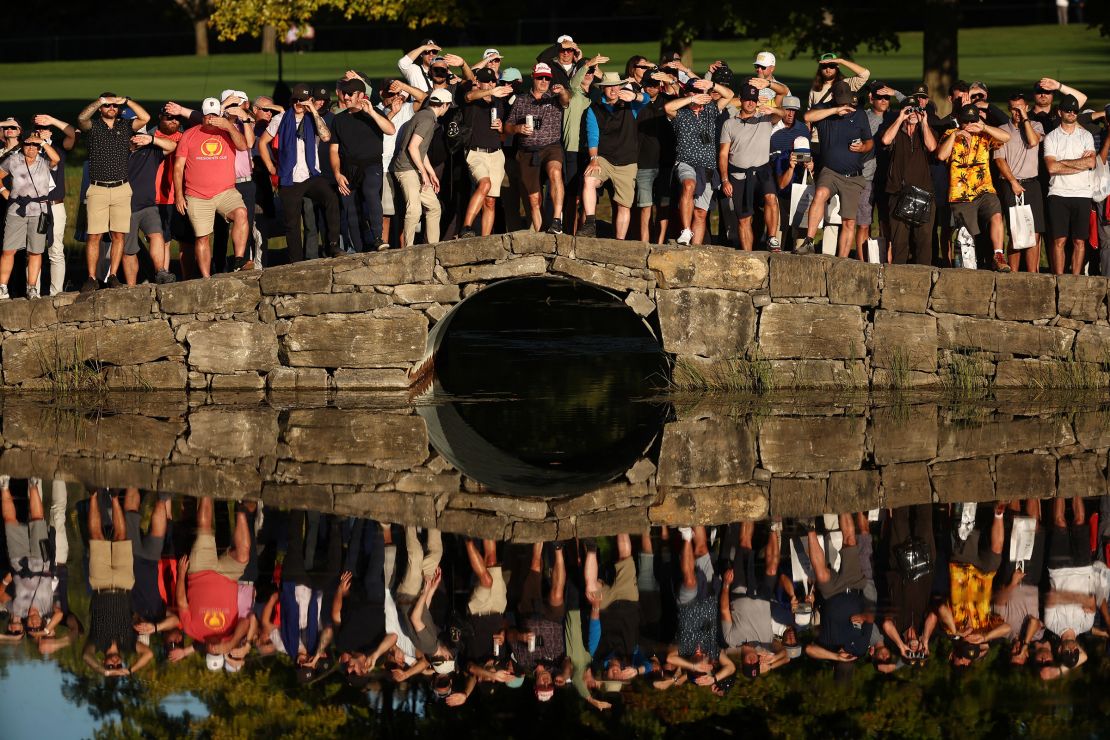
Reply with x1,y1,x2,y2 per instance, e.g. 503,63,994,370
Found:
852,138,862,146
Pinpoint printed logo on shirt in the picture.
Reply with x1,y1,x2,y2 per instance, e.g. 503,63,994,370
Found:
198,137,226,160
203,609,227,631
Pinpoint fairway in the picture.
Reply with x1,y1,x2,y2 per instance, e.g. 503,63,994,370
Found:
1,24,1107,124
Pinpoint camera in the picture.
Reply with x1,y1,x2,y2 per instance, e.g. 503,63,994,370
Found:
792,152,813,163
36,211,49,235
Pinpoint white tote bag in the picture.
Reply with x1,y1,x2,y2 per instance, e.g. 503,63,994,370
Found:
789,171,819,229
865,237,884,264
954,226,977,269
1008,194,1037,250
1009,516,1037,566
1093,155,1110,203
825,193,842,226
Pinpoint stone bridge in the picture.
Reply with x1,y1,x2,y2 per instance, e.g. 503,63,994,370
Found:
1,230,1110,390
0,395,1105,540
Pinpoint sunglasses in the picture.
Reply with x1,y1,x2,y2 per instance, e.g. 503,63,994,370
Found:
101,103,120,109
1,125,19,131
488,57,502,63
754,64,768,70
635,64,654,70
559,47,576,53
819,63,837,70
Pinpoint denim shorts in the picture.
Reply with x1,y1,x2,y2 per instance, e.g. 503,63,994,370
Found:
635,167,671,208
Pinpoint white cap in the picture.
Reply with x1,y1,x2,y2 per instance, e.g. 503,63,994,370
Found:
755,51,777,67
234,90,248,102
793,135,812,153
483,49,501,59
224,659,242,673
557,35,574,44
432,659,456,675
427,88,453,105
220,89,237,102
201,97,221,116
206,653,226,671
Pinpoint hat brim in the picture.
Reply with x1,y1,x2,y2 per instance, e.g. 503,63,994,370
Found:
533,73,553,79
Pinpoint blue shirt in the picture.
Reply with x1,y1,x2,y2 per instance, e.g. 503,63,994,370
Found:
770,120,811,195
585,92,650,150
812,104,873,176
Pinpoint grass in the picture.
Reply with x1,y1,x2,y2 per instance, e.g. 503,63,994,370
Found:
941,348,992,395
886,347,912,391
36,337,109,395
1027,358,1108,390
670,354,775,393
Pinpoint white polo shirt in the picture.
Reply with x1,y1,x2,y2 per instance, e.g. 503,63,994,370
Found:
1044,124,1095,198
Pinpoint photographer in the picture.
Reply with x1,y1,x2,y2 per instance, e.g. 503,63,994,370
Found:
770,97,810,248
665,76,735,246
994,93,1045,273
796,81,873,257
0,133,59,299
718,82,784,251
579,73,650,239
257,83,342,262
881,102,938,265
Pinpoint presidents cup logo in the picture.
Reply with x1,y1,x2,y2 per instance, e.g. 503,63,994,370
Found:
198,137,226,160
202,609,227,631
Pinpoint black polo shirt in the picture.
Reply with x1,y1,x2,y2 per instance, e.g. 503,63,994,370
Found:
87,117,133,182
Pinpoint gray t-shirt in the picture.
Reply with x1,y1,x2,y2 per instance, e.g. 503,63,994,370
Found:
860,110,885,180
390,108,437,174
722,596,773,648
3,154,55,217
720,114,775,171
994,120,1045,181
994,584,1044,642
412,612,439,656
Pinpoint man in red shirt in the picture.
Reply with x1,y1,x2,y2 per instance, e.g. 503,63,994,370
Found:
174,497,254,671
173,97,252,277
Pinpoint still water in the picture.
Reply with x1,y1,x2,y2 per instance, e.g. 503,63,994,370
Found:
1,285,1110,739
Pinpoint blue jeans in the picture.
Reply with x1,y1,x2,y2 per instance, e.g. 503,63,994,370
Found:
340,163,384,251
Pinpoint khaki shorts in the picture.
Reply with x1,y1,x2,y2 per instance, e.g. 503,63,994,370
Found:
466,149,506,196
86,182,133,235
816,168,866,224
89,540,136,590
590,157,637,208
186,188,246,237
468,565,508,616
189,532,248,582
600,557,639,609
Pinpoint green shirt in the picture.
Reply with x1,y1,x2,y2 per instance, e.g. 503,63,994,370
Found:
562,64,592,153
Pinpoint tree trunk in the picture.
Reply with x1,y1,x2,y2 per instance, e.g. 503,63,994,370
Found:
923,0,959,115
261,25,276,54
679,39,693,69
193,17,209,57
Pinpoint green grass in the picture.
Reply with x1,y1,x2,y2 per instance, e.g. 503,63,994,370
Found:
670,354,775,393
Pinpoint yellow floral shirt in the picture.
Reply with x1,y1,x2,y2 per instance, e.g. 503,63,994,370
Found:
947,562,1002,633
945,128,1002,203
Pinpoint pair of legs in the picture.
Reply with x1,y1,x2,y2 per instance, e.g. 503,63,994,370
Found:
525,160,564,232
462,177,498,236
1,477,44,528
396,527,443,600
121,207,169,285
340,165,385,250
86,231,125,282
737,195,779,251
1053,495,1085,530
395,169,442,245
280,176,341,261
48,202,66,294
808,513,857,587
637,203,670,244
1051,237,1086,276
584,533,634,604
582,185,631,238
804,187,858,257
193,206,248,278
1009,236,1042,273
676,177,709,244
0,249,42,293
521,541,566,614
678,526,712,596
194,496,252,569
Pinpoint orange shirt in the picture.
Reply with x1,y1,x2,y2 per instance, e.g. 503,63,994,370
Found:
945,128,1003,203
179,570,238,642
177,125,237,199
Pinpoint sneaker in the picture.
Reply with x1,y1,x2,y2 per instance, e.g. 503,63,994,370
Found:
0,474,9,489
767,236,782,253
0,285,8,301
676,228,693,246
546,217,563,235
993,251,1012,273
577,219,597,238
956,502,977,542
105,274,122,289
374,239,390,251
793,237,815,255
155,269,176,284
28,477,41,490
232,256,254,272
327,243,345,258
80,277,98,293
458,227,477,239
678,526,694,542
25,285,39,300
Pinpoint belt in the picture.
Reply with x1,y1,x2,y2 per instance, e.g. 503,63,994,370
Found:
51,198,64,206
834,169,863,178
468,146,499,154
1017,177,1039,183
235,176,253,184
91,179,126,188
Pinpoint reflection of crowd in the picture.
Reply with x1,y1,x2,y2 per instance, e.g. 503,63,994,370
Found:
2,485,1110,706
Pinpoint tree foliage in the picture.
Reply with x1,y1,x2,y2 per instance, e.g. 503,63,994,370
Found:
209,0,460,41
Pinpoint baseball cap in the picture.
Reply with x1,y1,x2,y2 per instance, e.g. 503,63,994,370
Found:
819,53,837,62
742,661,760,680
536,686,555,702
500,67,523,84
1008,91,1027,102
1033,82,1052,94
220,89,238,103
532,62,553,78
224,658,243,673
313,84,332,102
785,644,803,660
505,675,525,689
206,653,226,671
475,67,498,84
337,78,366,95
754,51,776,67
1059,94,1080,113
557,35,575,48
739,84,760,102
782,95,801,111
793,135,812,154
912,84,930,98
201,97,221,116
427,88,453,105
290,83,312,102
431,659,456,675
957,103,982,123
420,38,439,49
483,48,501,59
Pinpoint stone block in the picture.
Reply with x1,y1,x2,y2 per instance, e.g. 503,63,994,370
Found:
575,508,651,537
994,273,1055,321
873,404,938,464
880,263,934,313
768,359,868,388
827,259,880,306
996,452,1055,499
571,237,652,268
550,256,649,293
437,509,510,539
332,246,436,286
56,285,156,324
769,253,828,297
550,481,656,518
0,298,58,332
2,321,182,383
436,235,510,266
757,303,865,359
769,477,827,518
160,462,263,499
936,414,1074,461
282,311,427,366
651,484,768,525
872,310,938,372
396,472,462,494
881,463,933,507
447,492,547,518
445,255,548,283
283,409,428,469
1058,454,1105,498
209,372,266,391
261,483,334,512
158,276,260,315
51,455,162,492
930,270,993,316
274,292,390,317
994,359,1051,387
759,415,866,473
266,367,330,389
827,470,881,513
332,490,437,525
332,368,413,389
392,284,461,304
930,459,993,503
1073,411,1110,449
1075,324,1110,362
185,322,279,374
937,314,1073,358
625,458,656,484
104,361,188,390
1057,275,1106,321
657,416,755,486
186,407,280,459
276,461,394,487
624,292,656,317
509,230,557,255
648,247,767,291
259,261,332,295
871,369,941,388
511,521,560,542
657,288,755,358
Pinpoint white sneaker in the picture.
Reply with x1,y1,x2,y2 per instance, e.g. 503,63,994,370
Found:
957,502,977,542
678,526,694,542
28,477,42,490
26,285,39,300
676,229,693,246
0,285,8,301
0,474,9,489
767,236,781,252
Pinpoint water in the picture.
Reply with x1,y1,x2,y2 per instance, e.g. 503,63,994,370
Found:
2,286,1110,738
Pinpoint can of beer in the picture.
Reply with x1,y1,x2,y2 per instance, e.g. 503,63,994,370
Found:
493,640,500,656
525,114,534,130
491,108,498,124
527,634,536,652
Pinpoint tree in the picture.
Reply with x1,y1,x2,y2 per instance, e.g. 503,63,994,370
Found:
174,0,213,57
209,0,458,43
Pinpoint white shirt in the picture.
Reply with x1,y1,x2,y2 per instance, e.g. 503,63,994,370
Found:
397,55,431,93
382,102,415,167
384,589,417,666
265,112,310,183
1045,566,1099,637
1044,124,1096,198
